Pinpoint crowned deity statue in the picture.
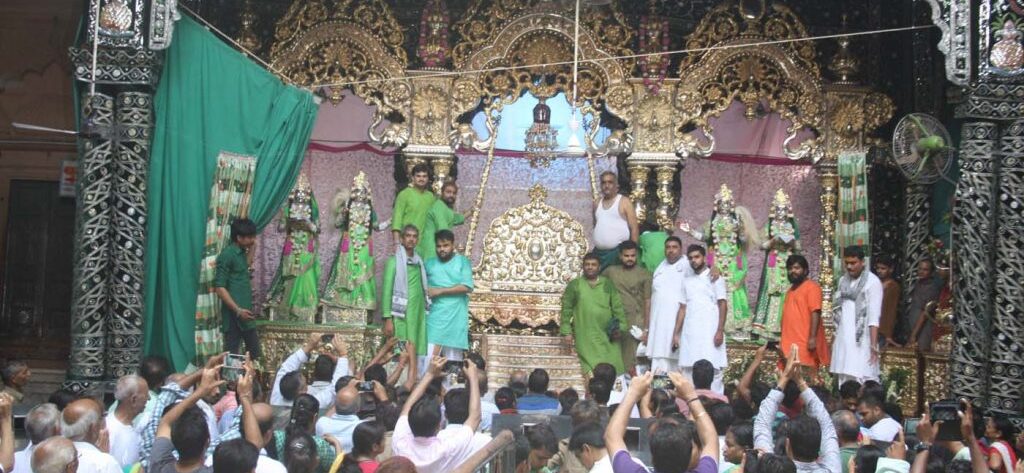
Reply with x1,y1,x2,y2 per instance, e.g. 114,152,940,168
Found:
680,184,761,341
322,172,389,311
752,189,801,341
264,173,321,323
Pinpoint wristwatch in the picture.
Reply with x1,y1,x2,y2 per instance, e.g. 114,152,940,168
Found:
914,442,932,453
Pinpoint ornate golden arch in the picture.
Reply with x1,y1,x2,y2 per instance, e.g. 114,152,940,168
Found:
269,0,411,146
450,4,632,119
674,3,826,160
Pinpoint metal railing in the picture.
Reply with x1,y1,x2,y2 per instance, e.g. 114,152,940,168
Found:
454,430,518,473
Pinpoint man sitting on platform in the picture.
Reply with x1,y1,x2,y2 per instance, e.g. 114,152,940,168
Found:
561,253,627,376
425,229,473,362
517,369,562,415
382,225,430,363
592,171,639,271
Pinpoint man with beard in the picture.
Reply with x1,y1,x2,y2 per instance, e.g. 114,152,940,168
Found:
425,229,473,361
382,225,430,358
592,171,639,271
561,253,627,374
602,240,652,373
421,181,465,260
830,246,882,384
392,163,436,251
780,254,830,376
674,245,727,393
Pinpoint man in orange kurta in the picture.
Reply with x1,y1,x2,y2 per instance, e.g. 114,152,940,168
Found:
780,255,830,374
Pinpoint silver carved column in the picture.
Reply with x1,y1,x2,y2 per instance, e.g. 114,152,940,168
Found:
107,92,152,378
989,120,1024,415
950,121,998,405
901,185,932,300
69,94,115,381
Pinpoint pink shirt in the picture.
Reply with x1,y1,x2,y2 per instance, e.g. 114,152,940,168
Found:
392,416,477,473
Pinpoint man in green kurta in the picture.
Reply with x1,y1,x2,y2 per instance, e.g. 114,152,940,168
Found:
391,163,436,253
381,225,429,357
425,230,472,359
214,218,261,359
602,241,652,374
420,181,465,260
561,253,627,374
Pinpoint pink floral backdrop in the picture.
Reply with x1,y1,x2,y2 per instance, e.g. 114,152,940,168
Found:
251,95,823,320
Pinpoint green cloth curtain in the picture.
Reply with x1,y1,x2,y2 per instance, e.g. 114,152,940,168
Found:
836,152,871,270
144,15,319,370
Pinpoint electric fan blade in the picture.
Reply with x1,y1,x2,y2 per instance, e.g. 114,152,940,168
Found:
12,122,79,136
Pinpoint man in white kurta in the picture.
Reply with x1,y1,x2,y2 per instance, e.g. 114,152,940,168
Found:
830,246,883,385
676,245,728,394
644,236,691,373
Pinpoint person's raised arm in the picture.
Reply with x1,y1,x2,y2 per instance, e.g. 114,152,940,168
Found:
463,361,482,432
959,400,988,473
605,372,652,455
754,346,795,453
330,336,350,385
401,356,446,416
0,393,13,473
738,345,768,404
237,357,262,447
158,368,225,439
670,371,718,461
271,333,319,404
910,411,934,473
792,348,839,473
177,352,227,391
402,341,419,391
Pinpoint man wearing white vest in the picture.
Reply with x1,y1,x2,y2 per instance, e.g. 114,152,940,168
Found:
593,171,639,271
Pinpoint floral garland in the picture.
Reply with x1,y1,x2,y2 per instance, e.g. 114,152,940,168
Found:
638,15,670,94
417,0,450,68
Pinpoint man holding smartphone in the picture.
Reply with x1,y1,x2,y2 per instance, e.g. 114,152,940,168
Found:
215,218,261,360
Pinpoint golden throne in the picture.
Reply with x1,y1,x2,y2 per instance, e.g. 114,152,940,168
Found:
469,184,591,392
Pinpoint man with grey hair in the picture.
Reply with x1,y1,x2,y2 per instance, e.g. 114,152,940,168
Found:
831,410,861,473
12,403,61,473
30,437,78,473
107,375,148,467
0,360,30,405
62,398,121,473
315,381,364,452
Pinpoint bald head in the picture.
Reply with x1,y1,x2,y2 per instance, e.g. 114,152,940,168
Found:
335,385,362,416
831,409,861,444
32,436,77,473
62,398,103,443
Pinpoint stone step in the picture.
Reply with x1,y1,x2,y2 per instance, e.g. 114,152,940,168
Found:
479,334,586,394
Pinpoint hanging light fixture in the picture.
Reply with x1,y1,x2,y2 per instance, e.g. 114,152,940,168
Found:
524,96,559,168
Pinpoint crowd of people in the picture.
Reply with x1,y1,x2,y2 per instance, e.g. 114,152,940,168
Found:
1,337,1021,473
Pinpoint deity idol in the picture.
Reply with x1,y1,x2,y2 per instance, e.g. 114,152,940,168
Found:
322,172,388,311
752,189,801,341
680,184,761,341
264,173,321,323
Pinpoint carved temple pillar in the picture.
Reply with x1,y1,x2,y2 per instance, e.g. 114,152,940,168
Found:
901,184,932,298
989,119,1024,415
951,121,998,406
815,160,839,324
430,154,455,194
69,93,115,382
653,164,680,230
66,0,161,390
627,164,650,223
